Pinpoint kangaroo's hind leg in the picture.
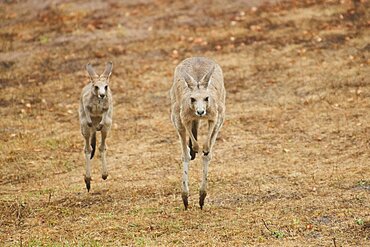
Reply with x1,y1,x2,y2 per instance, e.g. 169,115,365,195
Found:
82,126,93,192
100,128,109,180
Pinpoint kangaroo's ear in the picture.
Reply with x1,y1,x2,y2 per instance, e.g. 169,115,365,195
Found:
200,65,215,88
184,72,197,89
86,63,99,80
101,61,113,79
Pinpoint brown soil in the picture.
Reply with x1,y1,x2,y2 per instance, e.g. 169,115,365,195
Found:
0,0,369,246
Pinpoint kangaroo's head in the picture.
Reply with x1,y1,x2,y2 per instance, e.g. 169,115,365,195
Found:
184,66,215,117
86,61,113,99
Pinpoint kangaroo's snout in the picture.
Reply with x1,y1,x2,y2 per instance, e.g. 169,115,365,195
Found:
196,110,206,116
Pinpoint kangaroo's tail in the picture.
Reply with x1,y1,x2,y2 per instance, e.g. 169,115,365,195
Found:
188,121,198,160
90,132,96,159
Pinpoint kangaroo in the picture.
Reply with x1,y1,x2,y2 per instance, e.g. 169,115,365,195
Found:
79,62,113,192
170,57,226,210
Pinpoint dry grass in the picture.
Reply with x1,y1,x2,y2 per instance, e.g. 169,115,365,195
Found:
0,0,369,246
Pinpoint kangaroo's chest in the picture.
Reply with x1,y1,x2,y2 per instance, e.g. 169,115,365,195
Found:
89,101,108,116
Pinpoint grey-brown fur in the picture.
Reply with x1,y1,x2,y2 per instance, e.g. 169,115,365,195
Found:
79,61,113,192
170,57,226,209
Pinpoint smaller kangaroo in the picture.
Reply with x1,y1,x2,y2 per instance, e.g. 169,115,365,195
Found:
79,62,113,192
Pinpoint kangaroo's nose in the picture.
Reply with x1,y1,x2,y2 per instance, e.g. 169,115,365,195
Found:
197,110,205,116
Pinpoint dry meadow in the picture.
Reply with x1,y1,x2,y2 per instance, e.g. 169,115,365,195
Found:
0,0,369,246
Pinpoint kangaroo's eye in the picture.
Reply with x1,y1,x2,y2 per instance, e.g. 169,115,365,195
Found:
104,85,108,90
204,97,209,102
190,97,196,103
94,86,99,91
